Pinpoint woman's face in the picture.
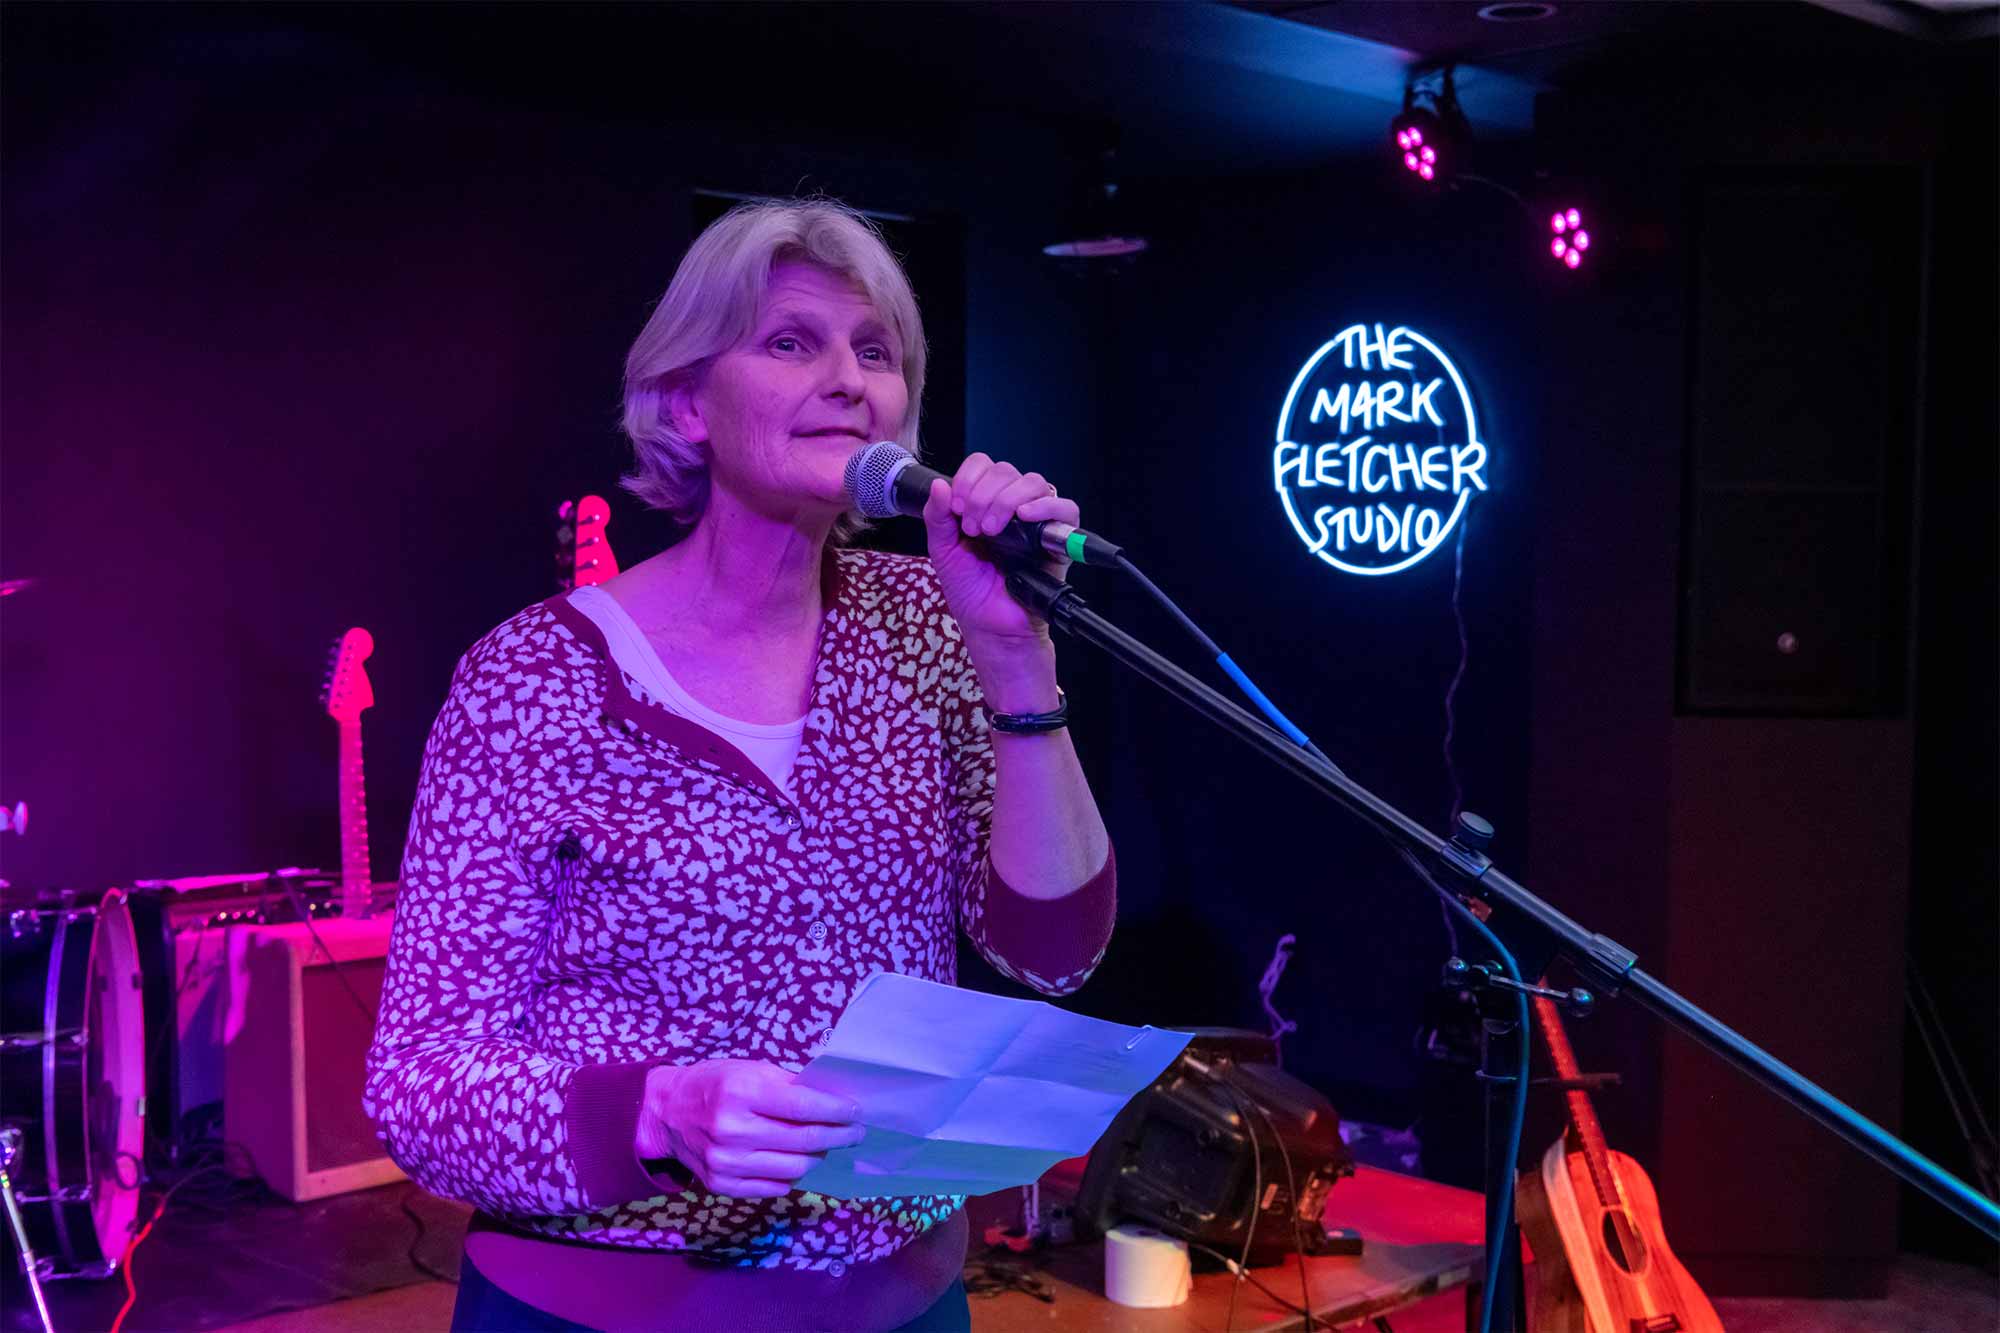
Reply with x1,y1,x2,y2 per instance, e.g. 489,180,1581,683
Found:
678,261,910,524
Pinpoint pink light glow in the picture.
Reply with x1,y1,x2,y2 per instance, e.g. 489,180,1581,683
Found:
1397,130,1412,150
1566,208,1582,228
1418,163,1435,180
1551,238,1567,257
1410,128,1424,145
1420,146,1436,164
1564,249,1582,268
1405,152,1419,170
1551,212,1567,233
1575,230,1590,249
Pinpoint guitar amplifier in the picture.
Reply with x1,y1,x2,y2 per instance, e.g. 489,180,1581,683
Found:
126,869,345,1155
223,911,404,1201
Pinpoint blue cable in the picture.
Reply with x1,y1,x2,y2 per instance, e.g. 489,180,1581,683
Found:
1216,654,1314,750
1114,556,1322,749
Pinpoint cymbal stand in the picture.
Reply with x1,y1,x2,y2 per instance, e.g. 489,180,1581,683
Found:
1,1125,56,1333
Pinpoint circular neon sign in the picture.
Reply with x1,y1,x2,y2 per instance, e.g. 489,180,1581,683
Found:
1272,323,1488,576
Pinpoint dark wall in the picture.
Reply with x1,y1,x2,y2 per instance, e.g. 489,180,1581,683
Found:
0,11,1096,899
1903,84,1999,1268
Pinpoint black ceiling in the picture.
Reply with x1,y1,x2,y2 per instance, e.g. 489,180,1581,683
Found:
7,2,1994,178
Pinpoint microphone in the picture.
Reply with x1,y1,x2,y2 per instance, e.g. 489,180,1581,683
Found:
842,441,1123,566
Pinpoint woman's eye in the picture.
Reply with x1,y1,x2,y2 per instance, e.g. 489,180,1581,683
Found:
770,335,805,354
859,345,894,366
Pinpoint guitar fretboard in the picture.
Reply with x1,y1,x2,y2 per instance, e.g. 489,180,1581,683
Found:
1532,991,1623,1209
338,718,371,920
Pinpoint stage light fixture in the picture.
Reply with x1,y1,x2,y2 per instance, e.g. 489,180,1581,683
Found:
1390,69,1469,187
1043,145,1149,263
1548,206,1591,270
1392,114,1444,182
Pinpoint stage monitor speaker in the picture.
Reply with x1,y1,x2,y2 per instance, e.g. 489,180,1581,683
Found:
1679,169,1920,716
224,915,404,1201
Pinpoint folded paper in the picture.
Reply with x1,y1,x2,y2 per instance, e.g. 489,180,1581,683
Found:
795,973,1191,1198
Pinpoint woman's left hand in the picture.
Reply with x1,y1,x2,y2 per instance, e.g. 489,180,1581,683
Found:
921,453,1077,704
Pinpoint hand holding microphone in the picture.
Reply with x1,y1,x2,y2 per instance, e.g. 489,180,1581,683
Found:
842,441,1121,568
844,442,1119,704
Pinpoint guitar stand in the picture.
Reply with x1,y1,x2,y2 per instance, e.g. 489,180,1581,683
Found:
1447,952,1614,1331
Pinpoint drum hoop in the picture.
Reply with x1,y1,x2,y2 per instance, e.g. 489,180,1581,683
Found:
85,891,145,1259
41,911,79,1269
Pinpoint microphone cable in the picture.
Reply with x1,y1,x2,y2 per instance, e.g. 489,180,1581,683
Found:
1109,554,1345,777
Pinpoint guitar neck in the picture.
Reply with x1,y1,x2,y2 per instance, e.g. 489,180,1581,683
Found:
337,718,372,919
1531,991,1623,1209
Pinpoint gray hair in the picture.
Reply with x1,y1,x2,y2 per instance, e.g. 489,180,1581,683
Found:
620,199,928,541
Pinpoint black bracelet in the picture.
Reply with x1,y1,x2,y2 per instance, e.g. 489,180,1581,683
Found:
984,689,1069,734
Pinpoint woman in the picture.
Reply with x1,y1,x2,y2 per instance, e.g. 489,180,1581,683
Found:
365,199,1116,1332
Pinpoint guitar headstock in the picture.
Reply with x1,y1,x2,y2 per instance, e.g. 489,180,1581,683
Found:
320,627,376,723
556,495,619,590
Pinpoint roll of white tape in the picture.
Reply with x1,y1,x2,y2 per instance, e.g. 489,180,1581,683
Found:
1103,1222,1193,1308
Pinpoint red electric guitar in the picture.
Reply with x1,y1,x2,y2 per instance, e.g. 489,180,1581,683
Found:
1518,992,1723,1333
557,495,619,590
319,627,377,922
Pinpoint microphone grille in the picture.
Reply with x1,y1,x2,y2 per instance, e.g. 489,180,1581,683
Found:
844,440,913,519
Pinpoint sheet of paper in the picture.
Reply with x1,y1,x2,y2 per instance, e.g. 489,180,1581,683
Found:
794,972,1190,1198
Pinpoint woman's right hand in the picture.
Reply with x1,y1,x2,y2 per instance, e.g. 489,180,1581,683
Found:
635,1060,865,1199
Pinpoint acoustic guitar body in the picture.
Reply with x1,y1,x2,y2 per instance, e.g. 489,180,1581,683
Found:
1537,1137,1725,1333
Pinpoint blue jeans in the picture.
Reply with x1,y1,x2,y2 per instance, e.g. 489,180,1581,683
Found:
451,1251,972,1333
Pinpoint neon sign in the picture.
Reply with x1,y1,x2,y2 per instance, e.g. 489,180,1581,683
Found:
1273,323,1488,576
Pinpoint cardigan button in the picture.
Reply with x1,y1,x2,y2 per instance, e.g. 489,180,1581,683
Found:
828,1260,847,1278
808,921,828,943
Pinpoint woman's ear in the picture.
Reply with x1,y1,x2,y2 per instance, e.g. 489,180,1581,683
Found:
664,372,707,444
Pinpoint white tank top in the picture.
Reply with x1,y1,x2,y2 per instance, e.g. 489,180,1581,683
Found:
565,585,806,796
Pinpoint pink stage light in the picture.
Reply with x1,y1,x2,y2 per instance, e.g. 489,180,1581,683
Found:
1389,106,1449,185
1549,207,1593,270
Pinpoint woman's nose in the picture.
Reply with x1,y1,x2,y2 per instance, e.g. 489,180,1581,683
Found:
822,344,866,400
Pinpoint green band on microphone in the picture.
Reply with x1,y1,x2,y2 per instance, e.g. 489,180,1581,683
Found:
1065,530,1088,564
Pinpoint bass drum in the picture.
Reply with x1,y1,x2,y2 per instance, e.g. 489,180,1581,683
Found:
1,890,147,1279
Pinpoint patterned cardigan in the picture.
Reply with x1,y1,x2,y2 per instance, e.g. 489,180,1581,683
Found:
364,547,1116,1270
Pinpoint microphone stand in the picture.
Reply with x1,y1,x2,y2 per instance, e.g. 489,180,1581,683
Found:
1004,566,2000,1323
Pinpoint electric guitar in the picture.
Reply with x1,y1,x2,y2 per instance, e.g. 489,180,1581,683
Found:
557,495,618,590
320,627,377,922
1518,991,1723,1333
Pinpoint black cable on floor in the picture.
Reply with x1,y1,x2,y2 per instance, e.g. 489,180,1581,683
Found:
400,1184,459,1285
